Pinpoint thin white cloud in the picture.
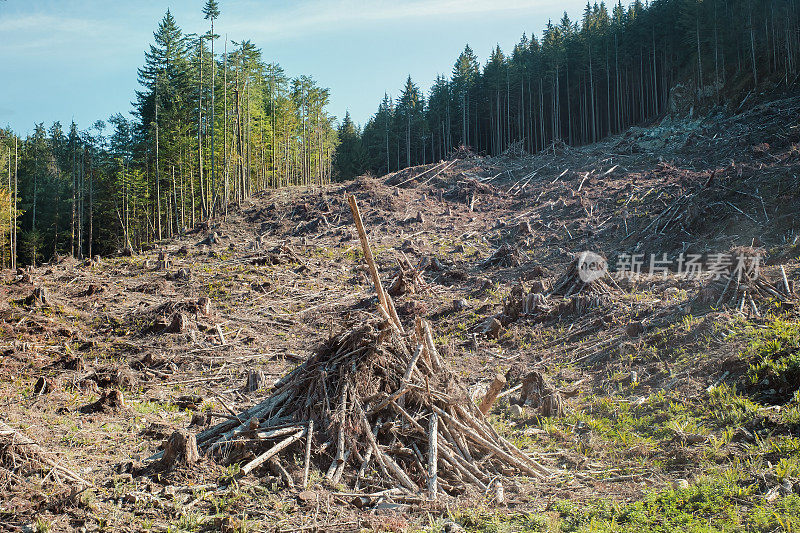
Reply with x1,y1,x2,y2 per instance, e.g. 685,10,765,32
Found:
0,11,138,56
225,0,563,42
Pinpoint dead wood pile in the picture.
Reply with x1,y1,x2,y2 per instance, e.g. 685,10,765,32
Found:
388,256,428,297
161,317,549,499
0,420,89,487
482,244,528,268
549,253,620,297
695,251,795,315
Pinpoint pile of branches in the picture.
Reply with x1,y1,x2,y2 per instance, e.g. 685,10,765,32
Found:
550,254,620,298
0,421,89,487
696,252,794,315
482,244,529,268
388,255,429,297
247,244,305,266
173,318,548,499
501,140,527,159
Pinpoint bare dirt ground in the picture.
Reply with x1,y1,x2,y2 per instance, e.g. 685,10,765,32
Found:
1,94,800,532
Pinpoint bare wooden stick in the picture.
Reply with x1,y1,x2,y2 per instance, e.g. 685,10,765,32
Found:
302,419,313,489
393,160,447,187
328,383,349,481
255,426,305,440
427,413,438,500
330,449,351,486
496,383,522,400
478,374,508,415
781,266,792,296
355,420,380,490
422,320,442,371
241,428,305,475
419,158,458,186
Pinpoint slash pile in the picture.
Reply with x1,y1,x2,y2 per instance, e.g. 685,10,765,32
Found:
0,421,89,487
550,253,620,297
183,317,549,499
696,250,795,314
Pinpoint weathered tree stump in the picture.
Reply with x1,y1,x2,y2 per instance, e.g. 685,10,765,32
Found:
520,371,564,417
157,251,171,270
21,287,49,307
165,312,187,334
197,296,211,316
34,376,52,395
160,430,199,468
246,369,267,393
80,389,126,413
626,321,645,338
481,317,503,339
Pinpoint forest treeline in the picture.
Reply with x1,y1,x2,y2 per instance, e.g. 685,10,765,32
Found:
334,0,800,180
2,0,800,265
0,1,338,266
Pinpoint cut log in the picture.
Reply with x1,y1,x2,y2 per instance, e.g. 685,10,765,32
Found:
241,428,306,475
478,374,508,415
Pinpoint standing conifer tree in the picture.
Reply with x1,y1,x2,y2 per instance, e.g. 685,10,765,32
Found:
203,0,220,215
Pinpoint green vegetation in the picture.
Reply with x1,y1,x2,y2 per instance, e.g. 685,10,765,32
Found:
739,318,800,403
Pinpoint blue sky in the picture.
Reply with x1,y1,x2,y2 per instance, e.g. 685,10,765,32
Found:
0,0,590,135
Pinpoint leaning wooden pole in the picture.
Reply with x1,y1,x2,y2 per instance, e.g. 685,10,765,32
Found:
347,194,403,332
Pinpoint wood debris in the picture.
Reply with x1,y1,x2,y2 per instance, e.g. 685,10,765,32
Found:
146,196,551,501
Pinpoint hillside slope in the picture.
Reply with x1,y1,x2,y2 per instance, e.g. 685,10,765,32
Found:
1,96,800,532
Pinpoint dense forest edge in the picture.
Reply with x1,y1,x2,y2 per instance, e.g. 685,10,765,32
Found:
337,0,800,179
2,0,800,266
0,1,338,266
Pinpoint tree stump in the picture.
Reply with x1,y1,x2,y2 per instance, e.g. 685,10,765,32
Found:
246,369,267,393
157,251,171,270
21,287,49,307
197,296,211,316
160,430,199,468
520,371,564,417
80,389,126,413
482,317,503,339
165,312,187,334
626,321,644,338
